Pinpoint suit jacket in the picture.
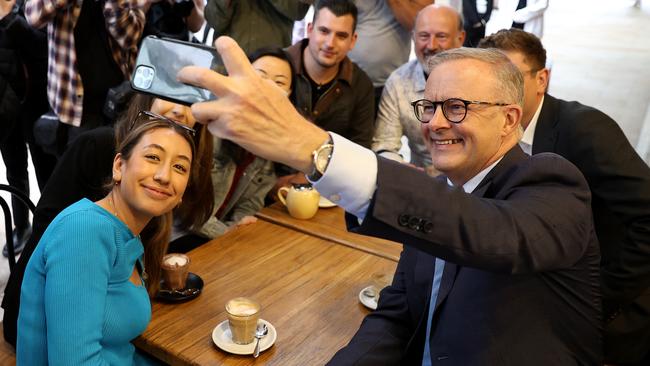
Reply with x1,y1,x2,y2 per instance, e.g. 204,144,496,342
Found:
328,146,602,365
533,94,650,363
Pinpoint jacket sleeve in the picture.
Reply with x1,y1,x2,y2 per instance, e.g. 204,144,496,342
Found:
24,0,73,28
197,215,229,238
327,248,417,365
225,161,276,225
266,0,309,21
371,72,405,162
345,70,375,148
356,154,594,274
564,106,650,306
1,13,48,61
42,214,117,365
204,0,235,36
512,0,549,23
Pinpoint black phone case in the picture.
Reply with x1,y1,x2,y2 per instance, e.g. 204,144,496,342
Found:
131,36,225,106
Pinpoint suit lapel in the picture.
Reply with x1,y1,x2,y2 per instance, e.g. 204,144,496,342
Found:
532,94,560,154
430,146,527,312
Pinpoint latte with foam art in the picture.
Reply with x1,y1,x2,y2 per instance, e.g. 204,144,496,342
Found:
161,253,190,290
226,297,261,344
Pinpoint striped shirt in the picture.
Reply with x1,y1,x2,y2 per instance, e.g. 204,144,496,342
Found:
25,0,144,127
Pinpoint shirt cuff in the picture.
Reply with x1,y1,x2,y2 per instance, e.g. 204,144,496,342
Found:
309,132,377,220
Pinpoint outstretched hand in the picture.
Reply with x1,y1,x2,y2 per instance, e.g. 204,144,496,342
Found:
178,37,329,173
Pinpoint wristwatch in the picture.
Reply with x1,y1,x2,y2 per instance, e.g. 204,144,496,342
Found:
307,136,334,181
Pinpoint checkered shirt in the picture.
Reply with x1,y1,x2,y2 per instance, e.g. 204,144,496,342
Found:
25,0,144,126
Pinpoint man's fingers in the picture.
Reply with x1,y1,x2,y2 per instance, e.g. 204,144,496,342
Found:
213,36,257,79
189,98,225,126
177,66,231,98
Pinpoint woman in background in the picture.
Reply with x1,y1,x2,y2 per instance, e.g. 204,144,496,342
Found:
17,115,196,364
177,47,293,241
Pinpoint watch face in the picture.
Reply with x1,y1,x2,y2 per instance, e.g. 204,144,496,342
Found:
316,146,333,173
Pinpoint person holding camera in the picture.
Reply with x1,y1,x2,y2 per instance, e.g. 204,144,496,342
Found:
25,0,146,150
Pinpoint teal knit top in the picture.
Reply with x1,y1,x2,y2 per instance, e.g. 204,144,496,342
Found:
17,199,156,365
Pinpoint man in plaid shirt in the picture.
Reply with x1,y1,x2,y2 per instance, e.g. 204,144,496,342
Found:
25,0,145,143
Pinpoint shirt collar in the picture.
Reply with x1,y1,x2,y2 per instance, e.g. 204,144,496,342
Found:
414,61,427,93
520,94,545,148
446,157,503,193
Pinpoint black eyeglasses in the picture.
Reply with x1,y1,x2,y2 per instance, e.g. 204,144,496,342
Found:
410,98,510,124
133,110,196,137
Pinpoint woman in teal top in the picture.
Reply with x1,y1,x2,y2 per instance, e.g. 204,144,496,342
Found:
17,114,196,365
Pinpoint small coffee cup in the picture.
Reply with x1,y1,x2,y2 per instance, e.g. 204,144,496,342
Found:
225,297,261,344
277,183,320,220
161,253,190,290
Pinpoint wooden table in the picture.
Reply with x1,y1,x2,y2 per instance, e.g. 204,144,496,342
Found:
135,219,398,365
257,203,402,262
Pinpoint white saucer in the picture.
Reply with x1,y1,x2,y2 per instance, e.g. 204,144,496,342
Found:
212,319,277,355
358,286,378,310
319,196,337,208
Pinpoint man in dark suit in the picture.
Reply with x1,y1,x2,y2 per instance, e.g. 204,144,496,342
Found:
178,42,602,364
479,28,650,365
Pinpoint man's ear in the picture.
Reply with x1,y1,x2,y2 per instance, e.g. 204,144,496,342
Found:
306,22,314,37
502,104,523,137
458,30,466,45
112,153,124,184
536,68,549,95
349,32,358,50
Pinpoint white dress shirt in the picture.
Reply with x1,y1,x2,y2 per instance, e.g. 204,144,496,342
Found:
312,132,501,220
519,94,545,156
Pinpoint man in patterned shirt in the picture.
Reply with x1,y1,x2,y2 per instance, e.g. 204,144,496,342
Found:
25,0,145,148
371,4,464,172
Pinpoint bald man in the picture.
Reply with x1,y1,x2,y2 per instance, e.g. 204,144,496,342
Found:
372,4,465,171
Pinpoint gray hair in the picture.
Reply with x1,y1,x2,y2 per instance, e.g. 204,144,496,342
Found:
427,47,524,107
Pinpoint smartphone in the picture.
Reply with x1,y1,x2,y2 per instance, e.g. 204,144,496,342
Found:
131,36,226,106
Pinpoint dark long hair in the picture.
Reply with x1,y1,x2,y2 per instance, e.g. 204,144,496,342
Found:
113,118,196,296
114,94,214,295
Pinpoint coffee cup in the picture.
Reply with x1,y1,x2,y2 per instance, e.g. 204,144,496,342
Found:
161,253,190,290
225,297,261,344
277,183,320,219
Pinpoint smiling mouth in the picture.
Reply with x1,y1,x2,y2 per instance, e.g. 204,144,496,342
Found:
144,185,172,199
434,139,463,145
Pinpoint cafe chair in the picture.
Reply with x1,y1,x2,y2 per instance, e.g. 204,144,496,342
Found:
0,184,36,273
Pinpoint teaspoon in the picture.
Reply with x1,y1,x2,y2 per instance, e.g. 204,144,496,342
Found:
253,323,268,358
